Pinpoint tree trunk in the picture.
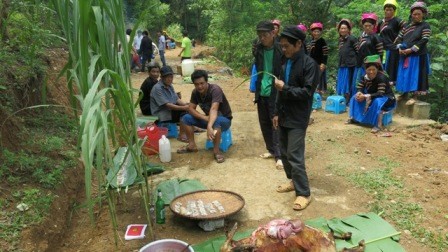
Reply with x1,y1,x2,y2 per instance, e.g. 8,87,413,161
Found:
0,0,10,43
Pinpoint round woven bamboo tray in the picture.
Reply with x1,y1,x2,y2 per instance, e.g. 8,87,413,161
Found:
169,190,245,220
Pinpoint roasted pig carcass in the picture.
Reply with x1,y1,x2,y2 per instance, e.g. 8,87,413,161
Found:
220,219,365,252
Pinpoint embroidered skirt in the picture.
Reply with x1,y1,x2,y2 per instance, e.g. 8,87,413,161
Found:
396,54,430,93
349,96,396,127
336,67,355,96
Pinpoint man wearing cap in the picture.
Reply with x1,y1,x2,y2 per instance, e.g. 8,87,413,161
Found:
273,25,319,211
150,66,189,136
253,20,284,170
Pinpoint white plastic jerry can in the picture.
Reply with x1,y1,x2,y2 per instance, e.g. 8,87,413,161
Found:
158,135,171,162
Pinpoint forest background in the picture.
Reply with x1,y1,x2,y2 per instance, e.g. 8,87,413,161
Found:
1,0,447,122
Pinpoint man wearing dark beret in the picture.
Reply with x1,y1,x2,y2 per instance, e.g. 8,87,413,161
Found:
273,25,319,211
253,20,284,169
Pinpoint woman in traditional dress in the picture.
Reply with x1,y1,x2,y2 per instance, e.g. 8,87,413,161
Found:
394,1,431,105
336,19,357,103
346,55,396,133
378,0,405,85
354,13,383,96
307,22,329,93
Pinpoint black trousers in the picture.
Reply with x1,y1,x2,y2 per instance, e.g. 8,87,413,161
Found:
257,96,281,160
279,126,310,197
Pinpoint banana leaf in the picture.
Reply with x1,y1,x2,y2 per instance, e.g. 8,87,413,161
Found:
155,178,207,204
106,147,138,188
136,116,158,128
192,212,404,252
107,149,166,189
307,212,404,252
192,230,252,252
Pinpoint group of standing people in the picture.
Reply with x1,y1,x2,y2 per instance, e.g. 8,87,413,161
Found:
336,0,431,132
127,29,170,73
251,0,431,211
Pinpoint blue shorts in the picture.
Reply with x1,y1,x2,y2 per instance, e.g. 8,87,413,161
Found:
182,114,231,131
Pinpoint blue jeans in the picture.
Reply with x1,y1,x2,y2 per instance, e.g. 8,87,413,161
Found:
159,50,166,66
181,114,231,131
141,54,152,72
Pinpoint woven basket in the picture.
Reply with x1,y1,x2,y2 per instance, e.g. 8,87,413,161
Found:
169,190,245,220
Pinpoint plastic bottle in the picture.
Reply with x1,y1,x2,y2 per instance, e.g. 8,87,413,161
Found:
158,135,171,162
155,189,165,224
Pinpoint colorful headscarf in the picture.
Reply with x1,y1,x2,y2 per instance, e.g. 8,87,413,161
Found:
364,54,383,70
310,22,323,31
383,0,399,10
337,19,352,32
361,13,378,24
297,23,308,32
410,1,428,14
272,19,281,27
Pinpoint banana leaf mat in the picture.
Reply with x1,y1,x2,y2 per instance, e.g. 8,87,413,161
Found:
192,212,405,252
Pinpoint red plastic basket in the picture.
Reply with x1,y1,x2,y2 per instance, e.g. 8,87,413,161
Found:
137,126,168,155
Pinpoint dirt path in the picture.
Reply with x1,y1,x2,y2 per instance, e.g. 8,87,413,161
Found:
31,46,447,252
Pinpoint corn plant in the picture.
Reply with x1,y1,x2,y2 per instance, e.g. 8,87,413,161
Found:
51,0,153,244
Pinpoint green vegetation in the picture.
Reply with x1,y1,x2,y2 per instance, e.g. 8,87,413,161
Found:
326,156,447,251
0,108,77,249
51,0,154,244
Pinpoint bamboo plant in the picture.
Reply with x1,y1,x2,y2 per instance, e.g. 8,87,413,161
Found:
51,0,153,244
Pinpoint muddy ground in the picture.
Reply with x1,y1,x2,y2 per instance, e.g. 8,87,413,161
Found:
20,46,448,252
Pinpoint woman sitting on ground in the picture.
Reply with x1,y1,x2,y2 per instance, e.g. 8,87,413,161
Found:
346,54,396,133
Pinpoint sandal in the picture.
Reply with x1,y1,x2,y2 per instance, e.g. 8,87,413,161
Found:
276,181,294,193
260,153,274,159
293,196,311,211
176,145,198,154
371,127,381,133
405,98,416,106
177,136,189,143
275,159,284,170
345,118,355,124
194,127,206,133
214,153,225,163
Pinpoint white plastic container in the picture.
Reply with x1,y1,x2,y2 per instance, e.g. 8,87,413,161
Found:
181,59,195,77
158,135,171,162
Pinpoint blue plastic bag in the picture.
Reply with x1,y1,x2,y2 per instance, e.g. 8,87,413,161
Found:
249,64,257,93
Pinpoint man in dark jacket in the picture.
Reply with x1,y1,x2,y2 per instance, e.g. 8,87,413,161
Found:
140,30,153,72
273,25,319,211
254,20,284,169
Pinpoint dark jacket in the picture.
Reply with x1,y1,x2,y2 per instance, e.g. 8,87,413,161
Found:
140,35,153,57
378,17,405,50
338,35,357,68
275,50,319,129
394,21,431,56
307,37,328,65
139,77,158,115
357,71,395,100
254,42,283,115
356,33,383,67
